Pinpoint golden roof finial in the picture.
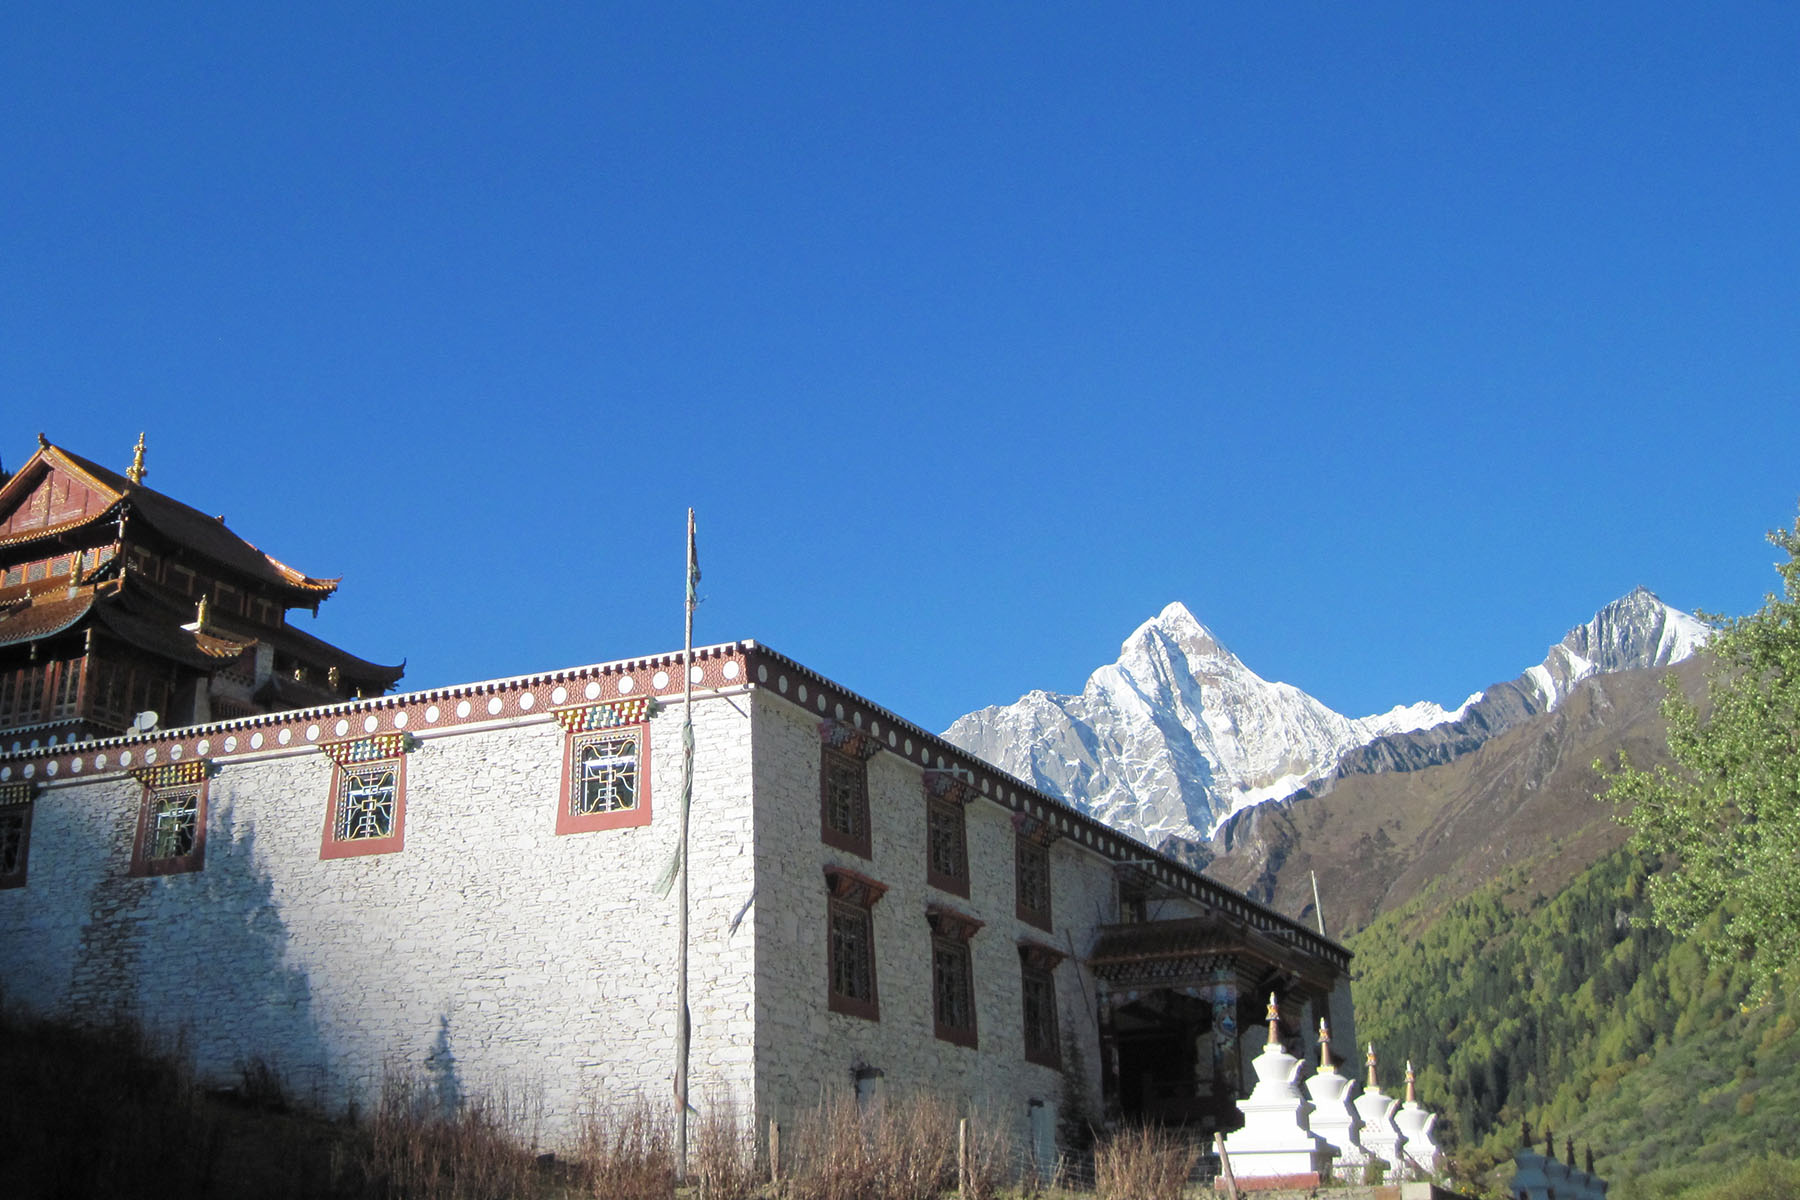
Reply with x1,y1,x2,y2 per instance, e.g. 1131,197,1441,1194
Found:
37,432,49,449
1265,993,1280,1046
126,432,147,484
195,595,209,628
1366,1043,1379,1089
1405,1059,1416,1104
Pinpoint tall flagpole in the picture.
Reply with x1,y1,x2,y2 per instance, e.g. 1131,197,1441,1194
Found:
675,508,697,1179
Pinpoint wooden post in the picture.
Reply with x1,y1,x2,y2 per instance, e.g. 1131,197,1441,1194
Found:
958,1117,969,1200
769,1118,781,1186
1215,1132,1240,1200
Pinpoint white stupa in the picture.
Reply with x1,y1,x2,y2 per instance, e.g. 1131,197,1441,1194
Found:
1221,995,1335,1188
1351,1044,1404,1175
1393,1060,1442,1177
1302,1018,1364,1173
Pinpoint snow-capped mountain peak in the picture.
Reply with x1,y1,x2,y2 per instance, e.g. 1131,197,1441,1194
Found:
942,590,1711,847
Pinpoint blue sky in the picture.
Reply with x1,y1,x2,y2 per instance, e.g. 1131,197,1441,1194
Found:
5,4,1796,732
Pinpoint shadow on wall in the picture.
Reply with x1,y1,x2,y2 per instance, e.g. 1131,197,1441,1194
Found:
426,1012,463,1116
67,789,338,1107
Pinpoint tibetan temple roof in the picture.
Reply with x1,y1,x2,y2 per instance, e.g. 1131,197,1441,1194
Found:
0,590,96,649
0,441,339,602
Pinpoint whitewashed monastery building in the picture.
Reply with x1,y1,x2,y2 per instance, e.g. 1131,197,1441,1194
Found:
0,437,1355,1155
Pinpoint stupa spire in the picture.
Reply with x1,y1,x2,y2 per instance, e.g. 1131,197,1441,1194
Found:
1266,993,1280,1046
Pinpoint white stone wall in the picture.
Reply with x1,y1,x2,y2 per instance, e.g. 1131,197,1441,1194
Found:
0,694,757,1144
748,689,1112,1156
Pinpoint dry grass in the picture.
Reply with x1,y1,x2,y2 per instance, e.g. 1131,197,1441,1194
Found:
696,1092,760,1200
567,1098,675,1200
1092,1126,1200,1200
777,1090,1014,1200
343,1073,545,1200
6,1007,1108,1200
0,1009,227,1198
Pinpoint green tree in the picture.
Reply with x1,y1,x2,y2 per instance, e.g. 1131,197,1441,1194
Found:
1600,508,1800,1004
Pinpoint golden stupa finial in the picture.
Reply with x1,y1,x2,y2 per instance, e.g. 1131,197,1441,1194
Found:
126,432,147,484
1265,993,1280,1046
1405,1059,1416,1104
1318,1018,1332,1069
1366,1043,1379,1089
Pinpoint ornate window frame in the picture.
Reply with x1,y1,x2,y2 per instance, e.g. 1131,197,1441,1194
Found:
928,906,983,1049
825,865,887,1021
1014,813,1059,932
0,782,36,889
1019,941,1066,1069
923,769,972,898
820,719,881,859
320,734,411,860
130,761,210,877
554,699,654,834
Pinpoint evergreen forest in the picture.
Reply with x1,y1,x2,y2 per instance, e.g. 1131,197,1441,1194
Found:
1349,843,1800,1198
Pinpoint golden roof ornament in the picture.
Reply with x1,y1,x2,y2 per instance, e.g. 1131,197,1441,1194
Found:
37,432,49,449
195,595,209,629
126,432,147,484
1265,993,1280,1046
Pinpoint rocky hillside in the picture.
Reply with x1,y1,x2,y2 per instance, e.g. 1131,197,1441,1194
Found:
1203,654,1710,937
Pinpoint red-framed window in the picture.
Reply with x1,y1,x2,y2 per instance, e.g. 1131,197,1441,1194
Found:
928,907,983,1049
130,762,210,877
819,720,882,859
1015,833,1053,931
923,769,974,898
554,699,653,834
825,866,888,1021
320,735,410,860
1019,941,1066,1068
821,747,871,857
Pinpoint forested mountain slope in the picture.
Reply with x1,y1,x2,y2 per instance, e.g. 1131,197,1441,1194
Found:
1351,844,1800,1198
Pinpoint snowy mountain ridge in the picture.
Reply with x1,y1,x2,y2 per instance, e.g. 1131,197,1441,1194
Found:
941,587,1709,845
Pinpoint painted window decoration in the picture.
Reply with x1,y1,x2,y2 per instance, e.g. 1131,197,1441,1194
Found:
336,763,399,841
819,719,881,858
320,734,411,859
555,698,653,834
825,866,887,1021
0,782,35,889
923,769,974,897
1019,942,1066,1069
130,761,210,877
1013,813,1059,932
573,730,640,815
928,907,983,1048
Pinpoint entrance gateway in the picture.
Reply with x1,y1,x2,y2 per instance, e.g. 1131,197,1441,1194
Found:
1088,863,1350,1133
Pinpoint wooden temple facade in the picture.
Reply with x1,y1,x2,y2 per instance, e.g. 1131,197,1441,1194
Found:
0,435,403,747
